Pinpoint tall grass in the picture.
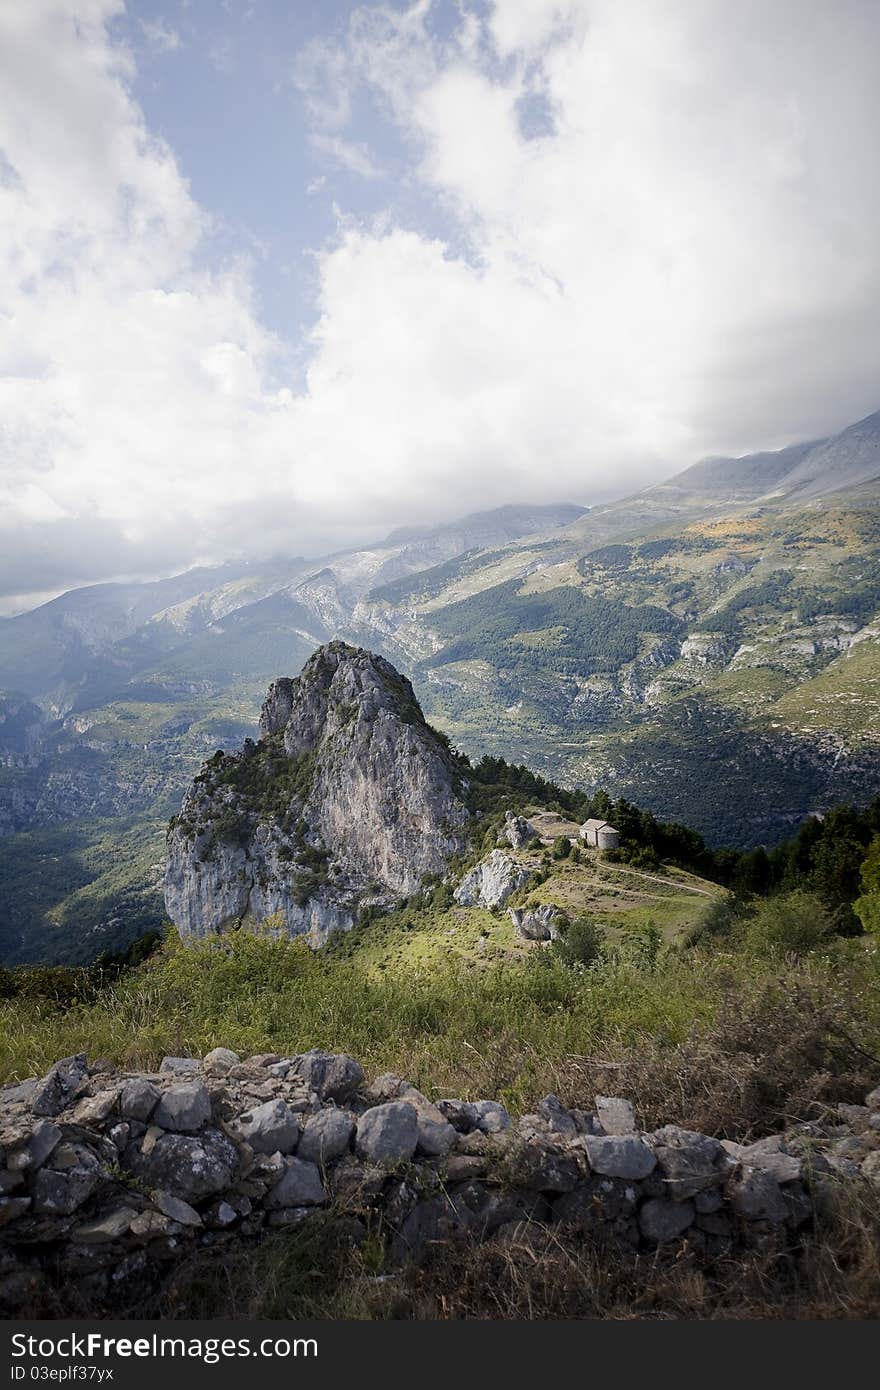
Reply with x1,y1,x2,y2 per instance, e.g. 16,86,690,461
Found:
1,930,877,1130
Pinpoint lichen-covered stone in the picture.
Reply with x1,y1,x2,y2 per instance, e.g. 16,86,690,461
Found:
153,1082,212,1133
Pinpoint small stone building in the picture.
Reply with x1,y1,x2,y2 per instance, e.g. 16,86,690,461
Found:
580,818,620,850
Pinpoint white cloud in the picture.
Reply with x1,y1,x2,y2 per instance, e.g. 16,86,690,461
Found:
310,134,384,180
140,18,182,53
2,0,880,609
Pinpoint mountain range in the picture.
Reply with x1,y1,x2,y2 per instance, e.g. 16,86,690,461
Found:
1,407,879,964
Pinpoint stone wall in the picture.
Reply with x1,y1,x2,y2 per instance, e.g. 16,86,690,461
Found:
1,1048,878,1313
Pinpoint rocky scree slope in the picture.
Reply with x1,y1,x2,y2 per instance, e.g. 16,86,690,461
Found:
1,1046,878,1313
164,643,470,944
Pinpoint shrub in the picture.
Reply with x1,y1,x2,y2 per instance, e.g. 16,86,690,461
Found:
552,835,572,860
553,916,603,968
743,890,834,958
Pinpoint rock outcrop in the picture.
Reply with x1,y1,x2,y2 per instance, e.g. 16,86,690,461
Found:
453,850,530,910
2,1049,878,1314
509,903,566,941
164,643,470,944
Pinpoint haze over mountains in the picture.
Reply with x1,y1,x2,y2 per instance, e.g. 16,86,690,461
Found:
1,406,879,964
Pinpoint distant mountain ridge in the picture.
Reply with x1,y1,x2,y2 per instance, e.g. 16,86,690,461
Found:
2,405,880,964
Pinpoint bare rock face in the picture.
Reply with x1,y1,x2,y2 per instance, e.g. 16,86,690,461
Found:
164,643,470,945
454,850,530,910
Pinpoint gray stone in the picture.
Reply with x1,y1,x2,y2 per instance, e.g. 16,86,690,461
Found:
583,1134,656,1180
153,1191,202,1226
500,811,537,850
0,1197,32,1228
297,1108,354,1165
159,1057,201,1076
511,1140,582,1192
738,1143,801,1184
128,1128,238,1201
108,1123,130,1151
32,1147,101,1215
291,1050,365,1103
595,1095,637,1137
356,1102,419,1165
454,850,530,909
866,1085,880,1110
236,1099,300,1154
473,1100,511,1134
70,1090,118,1125
203,1048,240,1077
119,1078,160,1122
27,1121,62,1170
153,1082,212,1133
437,1099,479,1132
537,1095,579,1137
0,1170,23,1194
652,1126,728,1198
727,1167,788,1223
72,1208,136,1244
265,1157,327,1208
694,1188,723,1214
509,904,565,942
129,1211,174,1240
30,1054,88,1117
364,1076,456,1156
416,1113,457,1157
638,1197,696,1242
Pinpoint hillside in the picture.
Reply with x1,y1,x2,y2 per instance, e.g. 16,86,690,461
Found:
1,408,879,961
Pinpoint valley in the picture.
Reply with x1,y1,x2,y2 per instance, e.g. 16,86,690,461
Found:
1,410,879,963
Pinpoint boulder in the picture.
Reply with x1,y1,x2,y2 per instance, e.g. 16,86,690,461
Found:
26,1121,62,1170
154,1082,212,1133
472,1100,511,1134
32,1146,101,1216
30,1054,89,1118
291,1051,364,1103
297,1109,354,1165
595,1096,637,1137
71,1091,119,1126
651,1126,729,1198
203,1048,240,1077
639,1197,696,1243
435,1099,479,1132
265,1157,327,1208
119,1078,160,1122
454,851,530,910
0,1197,32,1228
509,905,565,942
500,811,537,850
537,1095,579,1137
356,1102,419,1165
128,1129,238,1201
509,1139,582,1193
235,1099,300,1155
727,1167,788,1223
159,1057,201,1077
583,1134,656,1180
71,1208,137,1244
153,1191,203,1227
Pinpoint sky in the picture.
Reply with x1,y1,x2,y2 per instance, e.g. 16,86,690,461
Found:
1,0,880,614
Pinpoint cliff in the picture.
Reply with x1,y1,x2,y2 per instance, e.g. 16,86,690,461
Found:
164,643,470,944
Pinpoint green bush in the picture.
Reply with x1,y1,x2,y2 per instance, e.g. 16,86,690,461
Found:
553,916,604,969
743,890,834,958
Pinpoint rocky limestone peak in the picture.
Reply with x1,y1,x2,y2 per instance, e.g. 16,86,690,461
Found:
164,643,469,946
